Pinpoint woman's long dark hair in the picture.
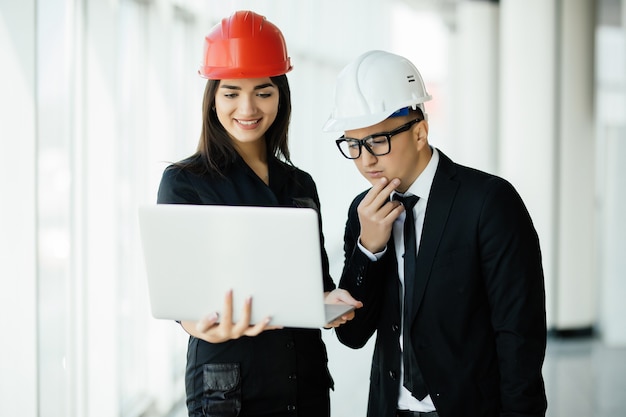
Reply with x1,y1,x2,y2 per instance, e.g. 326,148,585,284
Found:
180,75,292,176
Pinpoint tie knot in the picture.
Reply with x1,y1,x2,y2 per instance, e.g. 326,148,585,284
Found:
393,193,419,210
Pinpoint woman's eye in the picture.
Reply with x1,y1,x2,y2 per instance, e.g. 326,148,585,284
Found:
257,92,272,98
224,93,238,99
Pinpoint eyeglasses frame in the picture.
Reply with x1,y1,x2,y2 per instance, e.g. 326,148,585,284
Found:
335,118,423,160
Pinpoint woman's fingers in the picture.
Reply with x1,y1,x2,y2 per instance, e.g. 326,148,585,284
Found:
244,317,274,337
230,296,253,339
192,291,278,343
195,312,219,333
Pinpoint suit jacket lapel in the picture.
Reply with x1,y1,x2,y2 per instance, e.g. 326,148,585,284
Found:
408,151,459,322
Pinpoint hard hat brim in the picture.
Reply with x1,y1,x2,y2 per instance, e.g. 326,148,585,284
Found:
322,97,431,132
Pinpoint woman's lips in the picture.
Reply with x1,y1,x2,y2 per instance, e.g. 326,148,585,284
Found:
235,118,260,129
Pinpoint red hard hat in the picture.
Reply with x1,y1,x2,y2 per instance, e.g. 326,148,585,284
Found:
198,10,293,79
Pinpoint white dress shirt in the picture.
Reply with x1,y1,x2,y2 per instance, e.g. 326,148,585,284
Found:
357,147,440,411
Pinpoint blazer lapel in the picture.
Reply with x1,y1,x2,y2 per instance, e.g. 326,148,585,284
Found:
408,151,459,322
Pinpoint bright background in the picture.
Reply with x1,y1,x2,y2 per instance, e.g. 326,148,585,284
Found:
1,0,625,416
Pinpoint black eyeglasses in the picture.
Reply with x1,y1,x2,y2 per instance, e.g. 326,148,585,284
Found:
335,118,422,160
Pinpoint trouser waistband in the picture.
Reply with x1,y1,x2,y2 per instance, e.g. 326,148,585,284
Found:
396,410,438,417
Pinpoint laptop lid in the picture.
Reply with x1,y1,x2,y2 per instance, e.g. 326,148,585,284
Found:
138,204,353,328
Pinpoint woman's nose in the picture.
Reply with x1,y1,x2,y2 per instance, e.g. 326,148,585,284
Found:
238,95,256,115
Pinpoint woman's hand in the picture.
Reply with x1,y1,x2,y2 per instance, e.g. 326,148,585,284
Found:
180,289,281,343
323,288,363,328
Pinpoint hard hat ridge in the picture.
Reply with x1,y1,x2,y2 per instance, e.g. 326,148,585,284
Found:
220,10,260,39
323,50,431,132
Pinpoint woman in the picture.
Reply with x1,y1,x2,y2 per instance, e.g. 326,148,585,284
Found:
156,10,361,417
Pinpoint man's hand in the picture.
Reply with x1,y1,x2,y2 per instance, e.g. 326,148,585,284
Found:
357,177,404,253
323,289,363,328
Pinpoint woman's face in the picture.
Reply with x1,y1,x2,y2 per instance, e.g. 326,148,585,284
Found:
214,77,279,148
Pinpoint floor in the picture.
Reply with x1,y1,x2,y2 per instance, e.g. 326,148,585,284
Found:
168,334,626,417
542,334,626,417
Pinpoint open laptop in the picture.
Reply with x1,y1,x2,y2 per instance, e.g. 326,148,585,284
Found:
137,204,354,328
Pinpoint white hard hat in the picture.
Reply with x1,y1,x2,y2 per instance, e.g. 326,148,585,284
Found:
323,50,432,132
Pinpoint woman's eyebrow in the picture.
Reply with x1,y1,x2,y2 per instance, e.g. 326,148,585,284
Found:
219,84,241,90
219,83,275,90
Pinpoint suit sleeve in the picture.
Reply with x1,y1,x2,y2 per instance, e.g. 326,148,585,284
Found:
335,194,392,349
479,178,547,415
156,165,202,204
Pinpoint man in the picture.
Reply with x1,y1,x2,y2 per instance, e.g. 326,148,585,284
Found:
324,50,547,417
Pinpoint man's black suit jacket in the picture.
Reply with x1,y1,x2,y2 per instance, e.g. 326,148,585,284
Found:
336,149,547,417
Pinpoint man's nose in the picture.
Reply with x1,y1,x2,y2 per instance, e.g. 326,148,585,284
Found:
359,146,378,165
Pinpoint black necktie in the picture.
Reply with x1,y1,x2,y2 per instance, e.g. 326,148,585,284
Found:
393,193,428,400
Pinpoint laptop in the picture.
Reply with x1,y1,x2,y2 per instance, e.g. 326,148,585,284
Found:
137,203,354,328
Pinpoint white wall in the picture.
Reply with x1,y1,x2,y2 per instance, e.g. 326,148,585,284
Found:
0,1,37,416
595,22,626,346
450,1,499,173
499,0,560,329
554,0,596,331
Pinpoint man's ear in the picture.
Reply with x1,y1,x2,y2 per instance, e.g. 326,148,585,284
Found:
414,120,429,149
419,119,429,136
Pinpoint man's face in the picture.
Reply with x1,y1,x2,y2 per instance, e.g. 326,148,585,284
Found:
343,116,428,192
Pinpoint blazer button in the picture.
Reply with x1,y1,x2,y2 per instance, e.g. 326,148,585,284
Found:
388,370,397,380
392,324,399,332
287,405,296,412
